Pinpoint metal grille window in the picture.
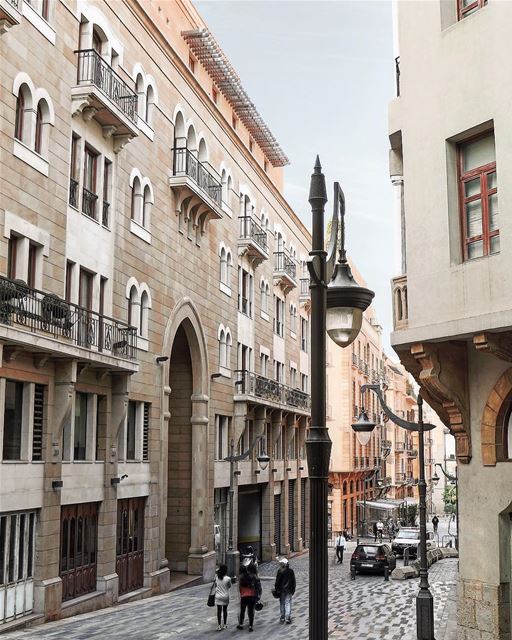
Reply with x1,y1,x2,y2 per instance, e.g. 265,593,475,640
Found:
32,384,45,461
274,494,281,555
289,480,295,551
0,511,37,623
458,132,498,261
142,402,150,462
116,498,145,596
60,503,97,602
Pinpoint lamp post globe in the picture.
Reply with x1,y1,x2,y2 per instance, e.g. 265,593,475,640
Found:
256,452,270,471
351,409,377,447
326,260,375,348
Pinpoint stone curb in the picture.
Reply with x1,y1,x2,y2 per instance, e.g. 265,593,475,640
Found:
392,548,458,580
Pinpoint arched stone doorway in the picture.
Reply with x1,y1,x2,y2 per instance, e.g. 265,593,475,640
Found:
162,299,215,579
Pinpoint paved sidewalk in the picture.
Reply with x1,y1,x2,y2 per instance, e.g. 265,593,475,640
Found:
4,549,457,640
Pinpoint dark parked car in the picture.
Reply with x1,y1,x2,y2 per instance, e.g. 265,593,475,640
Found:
350,543,396,575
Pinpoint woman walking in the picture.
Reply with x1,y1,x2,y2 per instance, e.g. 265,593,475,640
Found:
214,564,232,631
237,564,261,632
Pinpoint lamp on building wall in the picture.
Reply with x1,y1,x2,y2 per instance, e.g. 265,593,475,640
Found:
351,384,437,640
306,159,374,640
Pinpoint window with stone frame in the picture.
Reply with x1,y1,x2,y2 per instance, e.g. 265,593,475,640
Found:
215,415,230,460
457,0,487,20
458,132,498,261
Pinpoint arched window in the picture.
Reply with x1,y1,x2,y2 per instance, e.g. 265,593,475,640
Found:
14,90,25,142
219,328,227,368
220,247,228,286
221,169,228,204
260,280,267,314
227,175,233,209
142,184,152,228
128,285,139,332
35,103,43,154
226,330,232,370
139,290,150,338
131,175,142,224
395,288,403,322
135,73,146,121
146,84,155,126
505,403,512,460
290,304,297,334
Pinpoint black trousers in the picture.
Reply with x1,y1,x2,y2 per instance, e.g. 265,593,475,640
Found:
239,596,257,626
336,546,344,563
217,604,228,625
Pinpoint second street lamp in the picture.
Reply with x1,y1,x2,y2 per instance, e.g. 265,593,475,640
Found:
352,384,438,640
306,158,374,640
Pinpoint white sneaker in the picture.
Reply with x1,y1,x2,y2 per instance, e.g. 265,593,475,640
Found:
217,625,222,631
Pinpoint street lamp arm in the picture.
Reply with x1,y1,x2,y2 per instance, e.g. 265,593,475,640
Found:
434,462,457,483
326,182,345,282
224,434,264,463
361,384,436,432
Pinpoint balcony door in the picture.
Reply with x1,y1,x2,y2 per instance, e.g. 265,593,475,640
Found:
116,498,145,596
78,268,93,347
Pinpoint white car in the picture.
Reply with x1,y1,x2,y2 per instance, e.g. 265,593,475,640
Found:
391,527,436,558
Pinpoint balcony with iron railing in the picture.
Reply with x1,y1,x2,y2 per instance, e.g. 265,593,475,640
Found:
395,472,406,483
102,200,110,228
238,216,268,265
274,252,297,291
72,49,138,139
395,442,405,452
353,456,359,469
169,146,223,229
235,370,310,413
82,187,98,220
0,275,138,370
407,449,418,458
351,352,358,367
0,0,22,30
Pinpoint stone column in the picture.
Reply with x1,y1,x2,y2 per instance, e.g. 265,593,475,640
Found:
188,393,216,579
96,373,129,603
34,360,76,620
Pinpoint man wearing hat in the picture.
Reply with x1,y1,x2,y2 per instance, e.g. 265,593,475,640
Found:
274,557,296,624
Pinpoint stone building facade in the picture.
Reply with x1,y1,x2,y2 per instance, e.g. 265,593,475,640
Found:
389,1,512,638
0,0,311,629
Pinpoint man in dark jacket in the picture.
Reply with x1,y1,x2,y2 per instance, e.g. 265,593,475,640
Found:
274,558,296,624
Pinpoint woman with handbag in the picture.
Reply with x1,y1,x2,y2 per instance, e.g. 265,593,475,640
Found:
211,564,232,630
237,563,262,632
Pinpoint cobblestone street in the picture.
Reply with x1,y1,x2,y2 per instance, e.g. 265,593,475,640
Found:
4,545,457,640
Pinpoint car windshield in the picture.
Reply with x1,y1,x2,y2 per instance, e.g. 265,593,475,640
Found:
360,546,378,555
396,530,419,539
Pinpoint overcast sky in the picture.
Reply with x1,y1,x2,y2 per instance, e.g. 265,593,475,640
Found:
195,0,396,353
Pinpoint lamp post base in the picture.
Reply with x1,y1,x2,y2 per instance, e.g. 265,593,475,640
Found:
226,550,239,582
416,587,436,640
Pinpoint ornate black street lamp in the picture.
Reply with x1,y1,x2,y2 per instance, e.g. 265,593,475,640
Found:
352,384,437,640
224,434,270,580
432,463,458,550
306,158,374,640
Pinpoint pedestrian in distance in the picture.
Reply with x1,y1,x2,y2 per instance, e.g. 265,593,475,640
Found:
214,564,232,631
376,519,384,541
432,514,439,534
237,563,261,632
373,521,378,542
334,531,346,564
274,557,296,624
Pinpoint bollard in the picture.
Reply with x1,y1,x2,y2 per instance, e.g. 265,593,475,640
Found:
404,547,409,566
384,565,389,581
350,565,356,580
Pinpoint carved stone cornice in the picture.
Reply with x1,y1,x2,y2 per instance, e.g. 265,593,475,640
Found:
398,341,471,464
473,332,512,362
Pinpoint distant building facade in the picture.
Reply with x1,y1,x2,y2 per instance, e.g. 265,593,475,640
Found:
390,1,512,638
0,0,310,628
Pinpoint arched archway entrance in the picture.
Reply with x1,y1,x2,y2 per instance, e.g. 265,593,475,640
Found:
163,300,216,579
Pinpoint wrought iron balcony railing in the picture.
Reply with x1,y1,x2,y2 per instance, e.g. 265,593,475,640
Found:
235,370,310,411
395,472,406,482
0,275,137,360
353,456,359,469
75,50,137,123
69,178,78,208
82,187,97,219
395,442,405,452
351,352,358,366
407,449,418,458
102,201,110,227
238,216,268,253
274,252,296,281
172,147,222,206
